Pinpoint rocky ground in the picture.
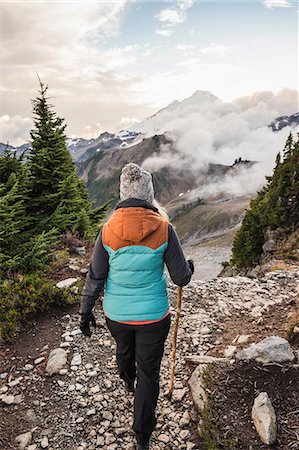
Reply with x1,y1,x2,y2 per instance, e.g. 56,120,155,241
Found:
0,268,298,450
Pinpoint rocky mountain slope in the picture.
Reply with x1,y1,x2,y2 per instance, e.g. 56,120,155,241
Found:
1,266,298,450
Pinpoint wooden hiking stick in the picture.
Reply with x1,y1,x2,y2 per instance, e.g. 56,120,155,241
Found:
166,286,183,399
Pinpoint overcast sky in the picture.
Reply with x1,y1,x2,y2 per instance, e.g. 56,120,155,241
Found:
1,0,298,146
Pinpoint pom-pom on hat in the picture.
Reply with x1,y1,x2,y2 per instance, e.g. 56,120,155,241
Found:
120,163,154,203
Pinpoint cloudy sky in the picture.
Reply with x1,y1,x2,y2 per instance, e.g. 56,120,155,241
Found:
1,0,298,146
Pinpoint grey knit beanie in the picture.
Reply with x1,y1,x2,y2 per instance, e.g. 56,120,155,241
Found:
120,163,154,203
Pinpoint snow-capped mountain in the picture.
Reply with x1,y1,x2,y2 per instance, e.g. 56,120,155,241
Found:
67,130,140,161
269,112,299,131
132,90,221,135
0,130,140,161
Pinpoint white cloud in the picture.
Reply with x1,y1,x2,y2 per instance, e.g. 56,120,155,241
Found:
155,8,186,24
175,43,196,50
118,117,141,128
177,0,195,11
233,88,299,116
0,115,32,147
132,88,298,198
81,122,104,140
156,29,174,37
200,43,233,57
154,1,194,37
263,0,293,8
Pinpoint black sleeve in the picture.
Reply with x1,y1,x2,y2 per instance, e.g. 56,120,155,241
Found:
164,223,192,287
80,229,109,316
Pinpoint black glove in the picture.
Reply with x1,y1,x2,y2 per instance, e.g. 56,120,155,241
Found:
187,259,195,274
80,312,96,338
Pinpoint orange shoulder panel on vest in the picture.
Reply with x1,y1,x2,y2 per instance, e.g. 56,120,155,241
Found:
102,207,168,251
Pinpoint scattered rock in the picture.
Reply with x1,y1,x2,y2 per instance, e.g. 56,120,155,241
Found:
56,278,78,289
237,336,295,364
15,431,32,449
45,348,68,376
25,409,37,422
158,433,170,443
34,357,45,365
224,345,237,358
1,394,15,405
71,354,82,366
252,392,277,445
76,246,86,256
172,388,187,401
188,364,208,412
41,436,49,448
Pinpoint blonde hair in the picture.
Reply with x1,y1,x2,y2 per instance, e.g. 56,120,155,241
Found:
152,199,169,220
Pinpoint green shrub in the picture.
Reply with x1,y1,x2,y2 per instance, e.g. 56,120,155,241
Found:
0,273,82,340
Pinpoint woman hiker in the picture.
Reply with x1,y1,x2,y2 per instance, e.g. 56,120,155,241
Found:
80,162,194,450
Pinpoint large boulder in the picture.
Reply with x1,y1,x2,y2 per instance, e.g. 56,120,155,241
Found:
46,348,67,376
237,336,295,364
252,392,277,445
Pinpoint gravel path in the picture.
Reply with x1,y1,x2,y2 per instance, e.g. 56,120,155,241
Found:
1,269,298,450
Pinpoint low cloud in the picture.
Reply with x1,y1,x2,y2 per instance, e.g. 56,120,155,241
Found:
134,88,298,198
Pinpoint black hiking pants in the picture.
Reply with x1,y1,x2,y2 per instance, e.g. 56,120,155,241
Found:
105,313,171,445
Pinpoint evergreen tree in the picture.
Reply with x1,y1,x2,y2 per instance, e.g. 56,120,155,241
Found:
28,76,89,233
231,132,299,268
0,147,22,184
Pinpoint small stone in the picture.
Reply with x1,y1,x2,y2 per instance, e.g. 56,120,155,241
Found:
25,409,37,421
70,329,82,336
87,408,96,416
71,354,82,366
34,357,45,365
27,445,37,450
104,379,112,388
158,433,170,443
60,342,70,348
56,278,78,289
8,377,23,387
76,417,84,423
14,394,22,404
224,345,237,358
1,394,15,405
236,334,251,344
15,431,32,449
41,436,49,448
96,436,105,446
102,411,113,421
180,429,190,439
200,326,212,334
69,264,80,271
172,388,187,401
89,385,100,395
45,348,67,376
76,246,86,256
